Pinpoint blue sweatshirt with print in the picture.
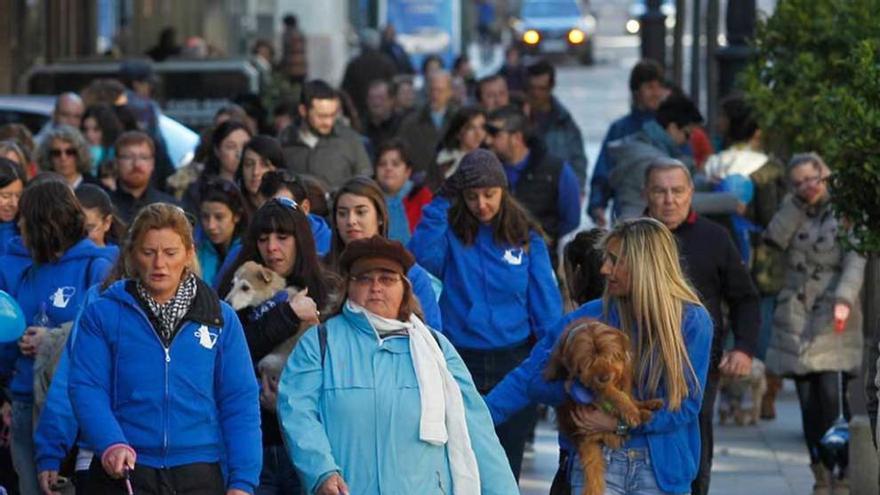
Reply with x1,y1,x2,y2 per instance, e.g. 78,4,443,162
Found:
0,239,114,402
408,197,562,350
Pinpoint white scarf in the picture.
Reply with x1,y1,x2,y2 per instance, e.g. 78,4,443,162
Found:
345,301,480,495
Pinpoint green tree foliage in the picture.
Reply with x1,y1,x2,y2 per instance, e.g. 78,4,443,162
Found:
740,0,880,252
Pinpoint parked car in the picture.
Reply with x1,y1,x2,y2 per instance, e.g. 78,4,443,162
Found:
0,94,199,168
511,0,598,65
626,0,676,35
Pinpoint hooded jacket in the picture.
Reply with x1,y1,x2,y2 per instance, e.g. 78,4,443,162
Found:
0,238,114,402
277,304,518,494
68,279,261,492
0,221,17,257
408,197,561,350
485,299,712,494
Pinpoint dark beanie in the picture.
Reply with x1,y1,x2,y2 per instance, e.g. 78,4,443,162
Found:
449,149,508,191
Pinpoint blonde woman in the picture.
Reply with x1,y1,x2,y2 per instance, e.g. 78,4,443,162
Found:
486,218,713,495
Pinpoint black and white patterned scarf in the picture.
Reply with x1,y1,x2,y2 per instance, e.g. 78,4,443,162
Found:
136,273,198,342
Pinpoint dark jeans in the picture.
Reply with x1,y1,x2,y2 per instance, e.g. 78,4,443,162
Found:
549,449,571,495
256,445,302,495
87,460,224,495
691,372,720,495
795,372,851,464
458,341,535,481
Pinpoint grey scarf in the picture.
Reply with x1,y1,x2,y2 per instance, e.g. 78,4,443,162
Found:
136,273,198,343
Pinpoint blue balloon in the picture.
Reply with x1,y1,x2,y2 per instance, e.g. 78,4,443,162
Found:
0,290,26,343
718,174,755,204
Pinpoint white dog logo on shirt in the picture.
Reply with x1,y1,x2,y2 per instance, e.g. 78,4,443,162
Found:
502,248,524,266
195,325,219,350
50,287,76,308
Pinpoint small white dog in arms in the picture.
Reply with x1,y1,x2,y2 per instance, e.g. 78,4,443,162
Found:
224,261,315,408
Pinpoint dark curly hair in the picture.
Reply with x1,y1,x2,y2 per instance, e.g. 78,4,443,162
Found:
19,179,86,263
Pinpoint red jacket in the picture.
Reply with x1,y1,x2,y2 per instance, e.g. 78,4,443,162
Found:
403,186,433,233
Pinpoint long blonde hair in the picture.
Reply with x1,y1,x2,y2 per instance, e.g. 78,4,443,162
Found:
602,218,703,410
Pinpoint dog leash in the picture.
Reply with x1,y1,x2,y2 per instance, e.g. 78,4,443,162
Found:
123,464,134,495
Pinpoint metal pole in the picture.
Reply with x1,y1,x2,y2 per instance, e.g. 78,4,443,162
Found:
705,0,719,132
640,0,666,66
690,0,701,102
672,0,685,86
716,0,756,99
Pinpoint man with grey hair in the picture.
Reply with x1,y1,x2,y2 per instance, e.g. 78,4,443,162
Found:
643,157,760,495
396,70,457,173
34,93,85,145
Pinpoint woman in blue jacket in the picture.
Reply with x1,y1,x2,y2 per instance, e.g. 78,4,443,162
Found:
485,218,713,495
327,176,442,330
196,178,246,287
408,149,563,480
278,236,518,495
68,203,261,494
0,157,25,255
0,179,114,495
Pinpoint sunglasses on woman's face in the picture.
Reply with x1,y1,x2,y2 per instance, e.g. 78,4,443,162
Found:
50,148,77,158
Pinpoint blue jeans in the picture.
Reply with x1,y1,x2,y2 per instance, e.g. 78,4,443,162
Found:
11,401,39,495
570,447,682,495
256,445,302,495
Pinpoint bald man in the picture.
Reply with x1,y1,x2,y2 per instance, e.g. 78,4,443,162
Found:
35,93,85,145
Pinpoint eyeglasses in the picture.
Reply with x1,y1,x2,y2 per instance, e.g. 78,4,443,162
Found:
791,175,827,190
350,273,403,287
50,148,77,158
118,154,153,164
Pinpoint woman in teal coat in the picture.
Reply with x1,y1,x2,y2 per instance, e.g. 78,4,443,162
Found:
277,236,517,495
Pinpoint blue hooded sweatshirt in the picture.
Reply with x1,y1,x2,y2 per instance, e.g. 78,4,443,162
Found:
408,197,561,350
0,221,18,257
68,279,261,492
484,299,712,494
34,284,103,472
0,239,114,403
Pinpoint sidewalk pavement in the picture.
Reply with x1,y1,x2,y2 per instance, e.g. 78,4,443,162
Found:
520,383,817,495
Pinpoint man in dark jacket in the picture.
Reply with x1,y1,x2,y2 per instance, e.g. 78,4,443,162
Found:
396,70,456,174
110,131,177,223
341,29,398,121
589,59,666,226
486,105,580,258
279,80,372,189
526,60,588,190
364,79,401,156
644,158,760,495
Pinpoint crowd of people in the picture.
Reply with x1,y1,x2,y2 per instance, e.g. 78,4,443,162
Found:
0,26,869,495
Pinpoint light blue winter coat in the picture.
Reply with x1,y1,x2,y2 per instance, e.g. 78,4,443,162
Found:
277,304,518,494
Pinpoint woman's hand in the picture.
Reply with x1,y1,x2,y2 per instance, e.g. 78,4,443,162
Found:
101,444,136,479
570,405,617,435
317,473,350,495
834,302,851,333
38,470,61,495
289,288,319,324
19,326,47,357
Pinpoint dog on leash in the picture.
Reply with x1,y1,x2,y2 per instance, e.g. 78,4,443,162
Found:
545,318,663,495
718,357,768,426
224,261,306,392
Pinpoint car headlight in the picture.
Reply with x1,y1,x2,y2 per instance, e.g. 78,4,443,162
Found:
568,29,585,44
626,19,641,34
523,30,540,45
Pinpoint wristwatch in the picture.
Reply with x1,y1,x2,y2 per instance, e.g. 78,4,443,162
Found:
615,419,630,436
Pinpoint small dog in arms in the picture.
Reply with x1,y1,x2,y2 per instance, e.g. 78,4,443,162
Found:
545,319,663,495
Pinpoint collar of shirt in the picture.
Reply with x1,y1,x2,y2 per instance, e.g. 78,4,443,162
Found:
503,150,532,189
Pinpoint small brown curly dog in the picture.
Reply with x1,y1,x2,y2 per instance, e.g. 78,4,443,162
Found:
545,318,663,495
